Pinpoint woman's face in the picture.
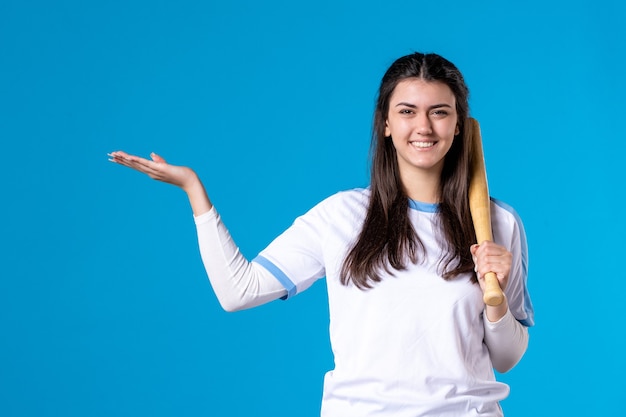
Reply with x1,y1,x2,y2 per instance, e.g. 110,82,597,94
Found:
385,78,459,182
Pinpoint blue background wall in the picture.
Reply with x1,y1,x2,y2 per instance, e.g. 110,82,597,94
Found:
1,1,624,415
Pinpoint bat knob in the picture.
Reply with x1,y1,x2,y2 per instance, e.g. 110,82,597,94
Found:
482,272,504,306
483,291,504,306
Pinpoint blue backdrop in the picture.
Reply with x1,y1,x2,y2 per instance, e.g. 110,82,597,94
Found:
1,1,624,416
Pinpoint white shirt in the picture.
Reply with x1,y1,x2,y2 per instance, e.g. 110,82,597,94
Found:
195,188,534,417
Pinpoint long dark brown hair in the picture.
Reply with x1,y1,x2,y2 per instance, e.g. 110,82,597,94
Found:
340,52,477,289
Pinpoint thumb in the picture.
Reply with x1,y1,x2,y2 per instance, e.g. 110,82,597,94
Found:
150,152,166,163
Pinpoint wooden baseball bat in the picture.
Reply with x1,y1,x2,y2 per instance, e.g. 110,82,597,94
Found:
467,118,505,306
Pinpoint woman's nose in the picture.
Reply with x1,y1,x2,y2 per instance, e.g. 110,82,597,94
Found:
415,113,433,135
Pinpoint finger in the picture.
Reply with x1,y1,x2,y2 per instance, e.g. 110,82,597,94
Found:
108,150,136,160
114,153,163,172
150,152,166,163
108,152,126,163
475,261,510,285
108,151,154,165
110,155,162,177
128,156,158,170
108,153,136,165
475,247,509,263
476,260,507,278
474,252,502,268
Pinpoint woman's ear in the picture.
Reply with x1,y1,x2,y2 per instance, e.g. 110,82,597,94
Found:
385,120,391,137
455,124,460,136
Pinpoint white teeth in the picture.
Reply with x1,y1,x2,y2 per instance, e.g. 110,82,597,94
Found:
411,141,435,148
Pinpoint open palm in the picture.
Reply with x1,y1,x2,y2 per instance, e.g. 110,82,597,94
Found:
108,151,196,190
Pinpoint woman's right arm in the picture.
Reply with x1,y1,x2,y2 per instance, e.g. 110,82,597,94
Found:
108,151,287,311
194,207,287,311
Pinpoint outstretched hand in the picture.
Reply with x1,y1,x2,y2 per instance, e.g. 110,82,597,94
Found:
108,151,197,191
108,151,213,216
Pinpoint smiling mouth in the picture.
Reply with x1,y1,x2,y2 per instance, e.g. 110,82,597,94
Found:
410,141,436,148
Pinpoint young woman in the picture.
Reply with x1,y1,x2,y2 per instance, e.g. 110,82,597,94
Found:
109,52,534,416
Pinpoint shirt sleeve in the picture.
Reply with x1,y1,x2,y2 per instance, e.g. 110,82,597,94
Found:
485,199,534,372
492,199,535,327
194,207,287,312
483,307,529,373
252,198,330,299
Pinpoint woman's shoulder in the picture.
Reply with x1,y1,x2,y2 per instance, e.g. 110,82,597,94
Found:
317,187,370,209
490,197,527,245
301,187,370,220
490,198,524,226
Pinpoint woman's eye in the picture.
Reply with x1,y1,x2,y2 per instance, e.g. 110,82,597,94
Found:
432,110,448,116
399,109,413,114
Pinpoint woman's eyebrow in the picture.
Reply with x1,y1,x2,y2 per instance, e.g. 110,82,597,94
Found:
394,102,454,109
395,102,418,108
430,103,453,109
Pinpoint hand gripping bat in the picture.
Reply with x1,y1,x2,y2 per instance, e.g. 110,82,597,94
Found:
467,118,505,306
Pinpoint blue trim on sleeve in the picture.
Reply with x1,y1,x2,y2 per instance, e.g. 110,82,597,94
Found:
492,198,535,327
252,255,297,300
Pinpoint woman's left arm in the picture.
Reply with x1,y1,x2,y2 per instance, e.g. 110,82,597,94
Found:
483,300,529,373
470,242,528,372
471,241,529,372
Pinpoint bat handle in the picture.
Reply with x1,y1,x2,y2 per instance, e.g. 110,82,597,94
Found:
482,272,504,306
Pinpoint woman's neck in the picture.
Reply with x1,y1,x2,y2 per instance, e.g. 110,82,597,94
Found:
400,170,441,203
